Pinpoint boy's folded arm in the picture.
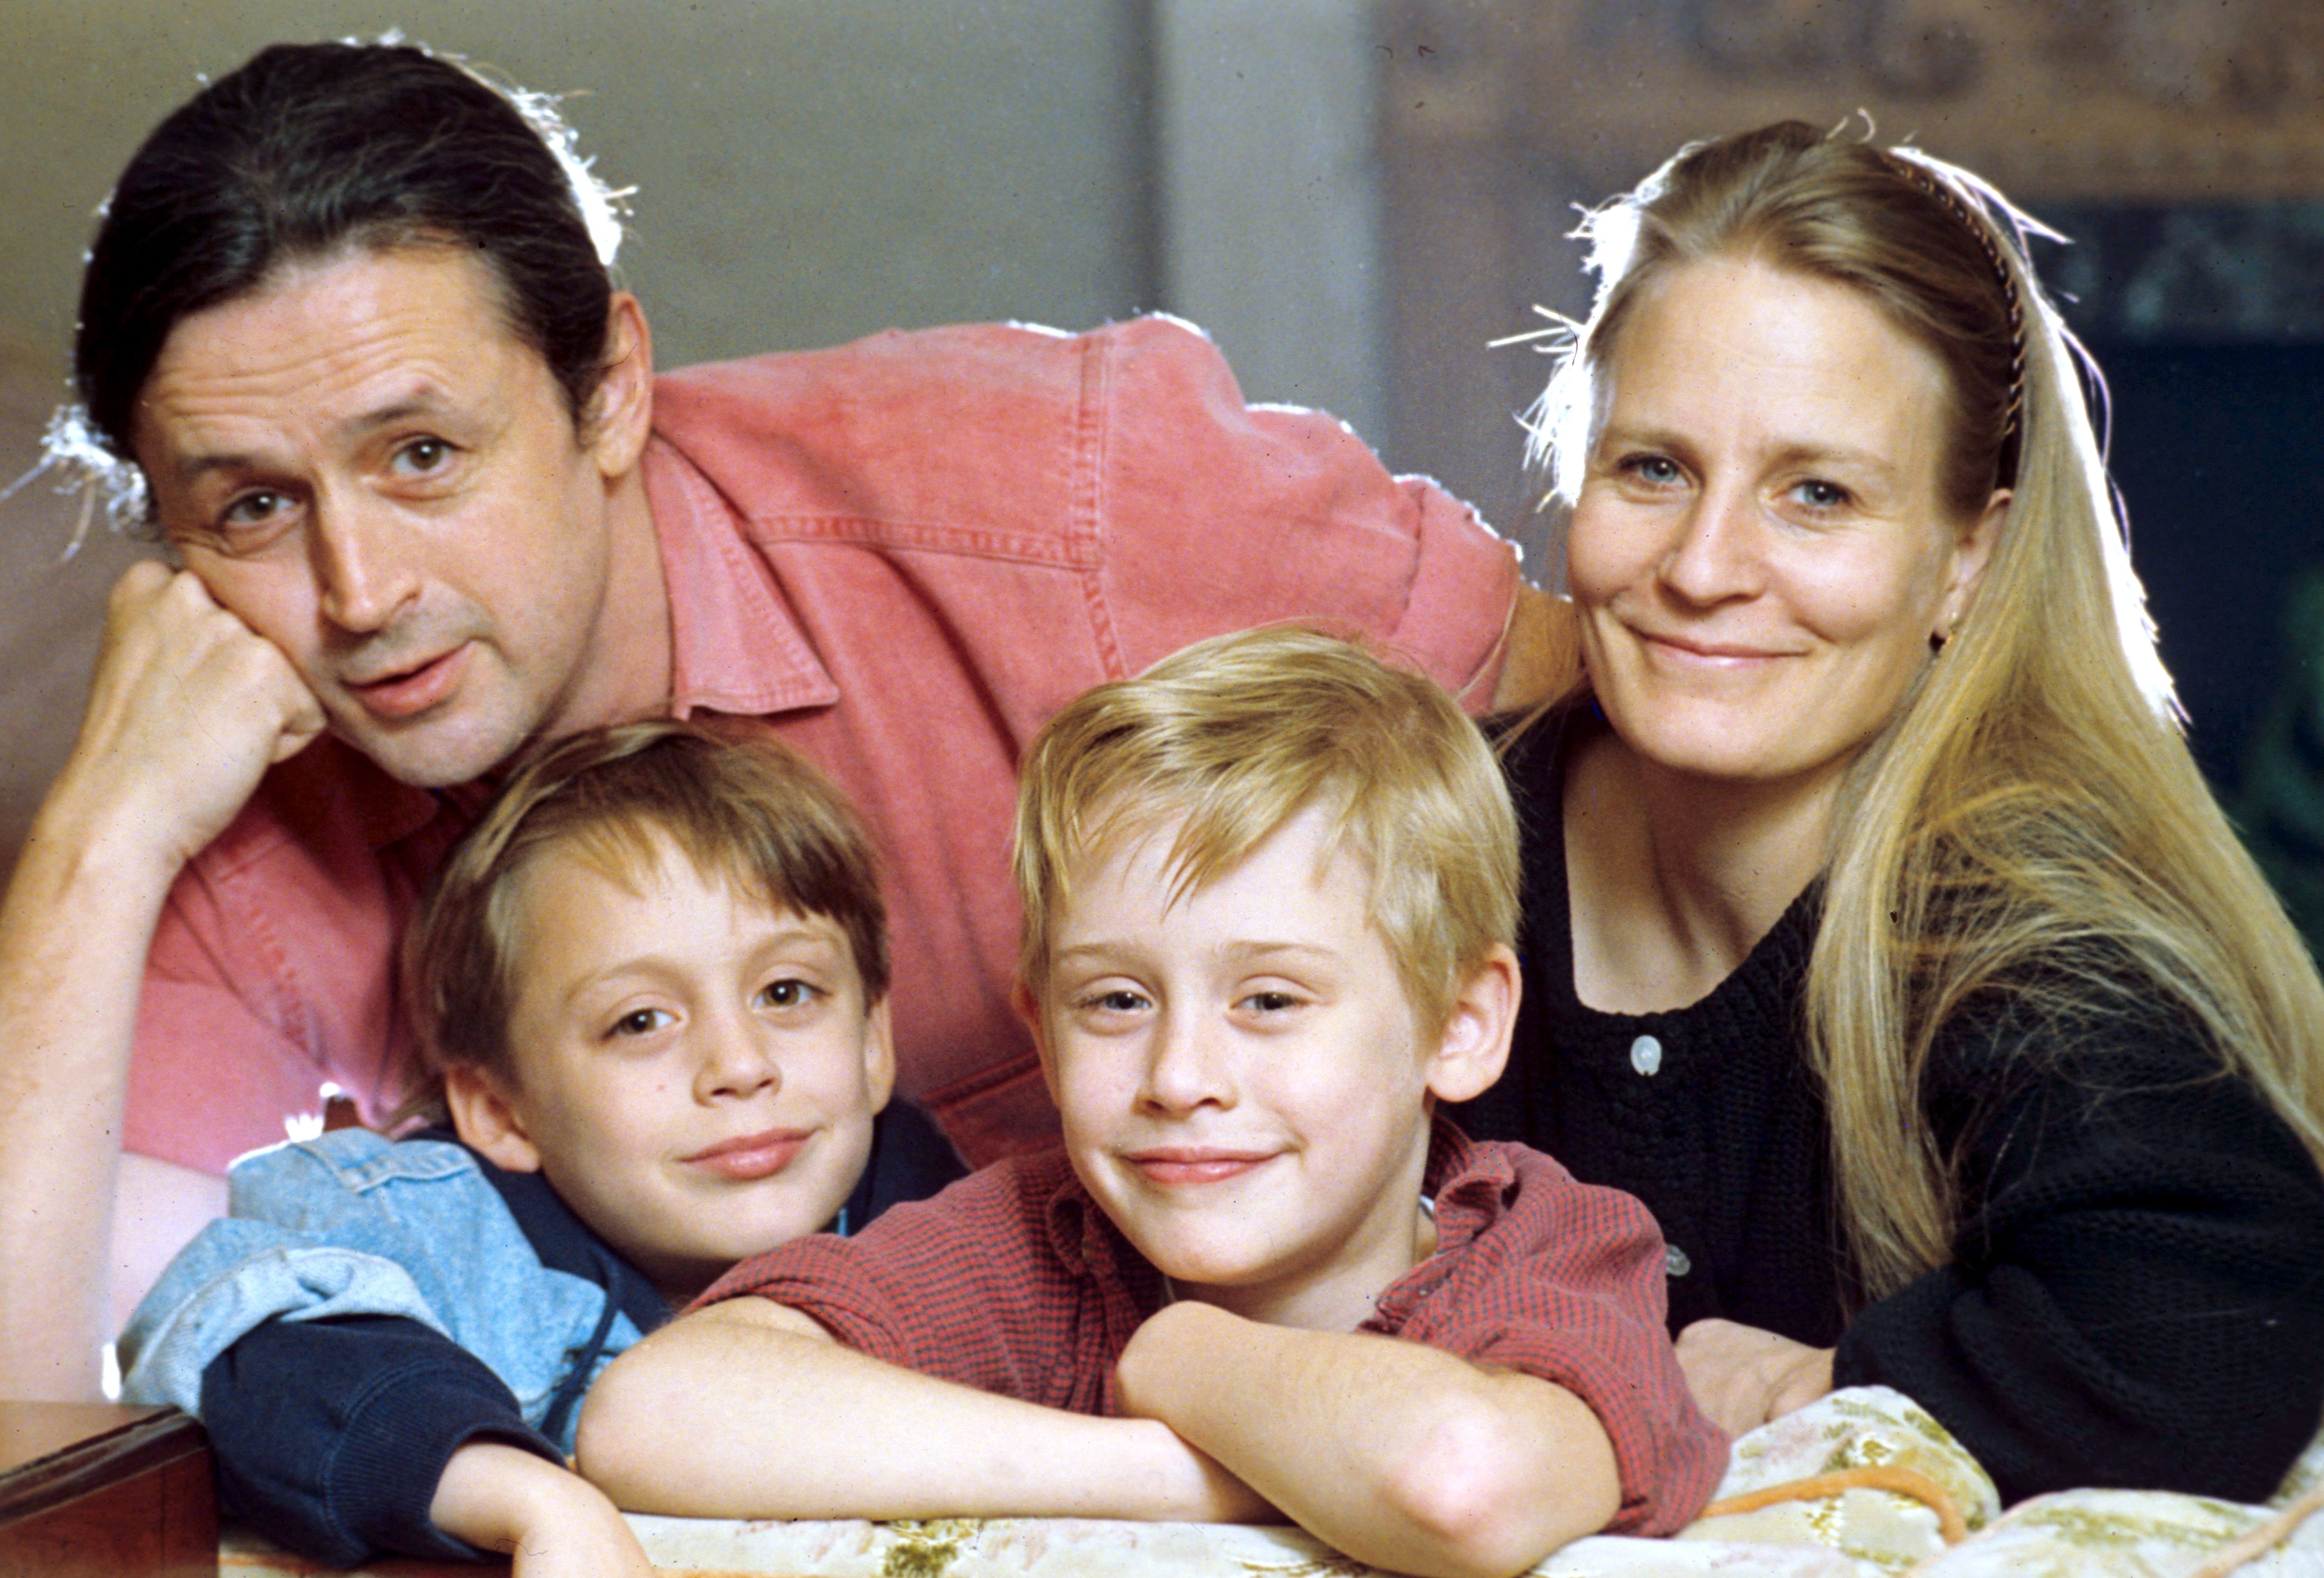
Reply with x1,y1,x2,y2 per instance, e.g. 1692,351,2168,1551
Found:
1116,1301,1620,1578
575,1294,1273,1524
201,1313,568,1565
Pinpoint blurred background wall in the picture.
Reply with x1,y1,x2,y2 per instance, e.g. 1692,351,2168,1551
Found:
1,0,2318,926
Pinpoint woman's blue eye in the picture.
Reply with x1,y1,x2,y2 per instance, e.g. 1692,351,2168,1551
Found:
1627,454,1683,484
1794,479,1850,508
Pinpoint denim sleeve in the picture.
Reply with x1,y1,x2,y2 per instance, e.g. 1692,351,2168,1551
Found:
202,1314,563,1566
119,1131,636,1444
119,1222,448,1416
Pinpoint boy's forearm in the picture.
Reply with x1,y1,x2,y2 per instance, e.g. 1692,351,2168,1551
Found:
1117,1301,1621,1578
576,1297,1271,1524
431,1442,656,1577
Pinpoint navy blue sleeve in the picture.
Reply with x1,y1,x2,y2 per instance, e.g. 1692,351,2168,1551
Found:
1832,998,2324,1504
200,1314,564,1565
842,1098,969,1234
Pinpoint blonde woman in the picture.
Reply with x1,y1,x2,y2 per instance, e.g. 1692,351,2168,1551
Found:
1454,121,2324,1504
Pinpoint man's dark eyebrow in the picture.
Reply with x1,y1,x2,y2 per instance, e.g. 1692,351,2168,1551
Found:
343,396,442,436
170,450,263,484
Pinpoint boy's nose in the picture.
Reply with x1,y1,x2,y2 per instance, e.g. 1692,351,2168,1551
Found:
1136,1010,1233,1113
696,1017,783,1101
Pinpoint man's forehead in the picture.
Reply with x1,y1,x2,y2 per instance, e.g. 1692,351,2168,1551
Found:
134,247,536,465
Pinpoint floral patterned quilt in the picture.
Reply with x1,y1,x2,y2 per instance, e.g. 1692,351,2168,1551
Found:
220,1387,2324,1577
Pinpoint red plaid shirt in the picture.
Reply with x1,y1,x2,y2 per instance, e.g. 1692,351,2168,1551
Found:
698,1119,1726,1534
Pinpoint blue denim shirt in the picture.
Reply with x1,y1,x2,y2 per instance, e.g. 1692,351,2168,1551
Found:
119,1129,645,1451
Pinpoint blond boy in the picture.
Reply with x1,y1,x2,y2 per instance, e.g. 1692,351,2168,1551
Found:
580,630,1723,1578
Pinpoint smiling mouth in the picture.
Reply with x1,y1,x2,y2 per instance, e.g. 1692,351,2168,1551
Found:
344,645,469,720
682,1127,813,1182
1635,630,1794,665
1121,1148,1277,1187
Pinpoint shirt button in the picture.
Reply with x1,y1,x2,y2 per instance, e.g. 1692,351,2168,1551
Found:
1666,1245,1692,1278
1629,1034,1663,1076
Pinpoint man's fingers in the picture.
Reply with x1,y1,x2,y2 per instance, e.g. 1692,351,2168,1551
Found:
62,562,330,868
106,557,175,610
269,686,329,763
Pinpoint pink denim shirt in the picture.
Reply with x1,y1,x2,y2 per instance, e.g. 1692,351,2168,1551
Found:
129,316,1521,1172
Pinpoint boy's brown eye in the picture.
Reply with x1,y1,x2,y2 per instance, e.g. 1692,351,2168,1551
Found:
757,978,819,1009
609,1007,672,1038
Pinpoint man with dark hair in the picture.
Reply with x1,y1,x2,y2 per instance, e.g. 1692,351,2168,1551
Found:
0,41,1557,1408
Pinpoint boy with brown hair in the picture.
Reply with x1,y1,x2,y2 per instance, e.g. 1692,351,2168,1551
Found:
580,629,1723,1578
118,720,960,1574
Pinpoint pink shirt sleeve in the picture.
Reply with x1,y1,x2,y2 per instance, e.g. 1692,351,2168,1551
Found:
1087,317,1520,708
128,742,444,1174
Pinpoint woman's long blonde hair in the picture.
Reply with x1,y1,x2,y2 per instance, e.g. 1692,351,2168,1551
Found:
1525,121,2324,1299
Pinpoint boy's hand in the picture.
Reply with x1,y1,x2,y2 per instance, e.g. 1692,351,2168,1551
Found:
1676,1318,1834,1435
430,1440,658,1578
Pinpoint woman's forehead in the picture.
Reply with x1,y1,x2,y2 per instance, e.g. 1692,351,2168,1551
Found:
1599,259,1951,469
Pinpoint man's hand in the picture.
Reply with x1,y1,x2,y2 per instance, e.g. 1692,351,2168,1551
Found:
0,561,322,1400
51,561,325,875
430,1441,657,1578
1676,1318,1834,1436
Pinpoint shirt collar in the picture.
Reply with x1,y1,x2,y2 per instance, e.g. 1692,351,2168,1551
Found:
265,735,444,856
1042,1157,1169,1312
325,431,842,856
639,431,840,720
1421,1114,1505,1254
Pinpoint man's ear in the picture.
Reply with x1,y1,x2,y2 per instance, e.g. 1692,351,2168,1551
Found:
862,995,897,1114
1011,978,1062,1106
443,1065,544,1174
584,291,655,480
1424,945,1521,1106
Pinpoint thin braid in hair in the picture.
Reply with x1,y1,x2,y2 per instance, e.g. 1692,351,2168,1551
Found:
1886,153,2028,484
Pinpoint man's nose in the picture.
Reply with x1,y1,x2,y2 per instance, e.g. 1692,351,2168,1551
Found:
311,493,423,634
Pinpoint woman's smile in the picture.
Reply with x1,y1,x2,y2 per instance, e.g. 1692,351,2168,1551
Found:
1566,256,2002,799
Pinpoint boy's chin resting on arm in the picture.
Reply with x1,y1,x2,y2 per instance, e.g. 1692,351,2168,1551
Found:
1115,1300,1622,1578
573,1295,1275,1526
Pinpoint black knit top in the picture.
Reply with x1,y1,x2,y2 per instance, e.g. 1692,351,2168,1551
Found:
1452,714,2324,1505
